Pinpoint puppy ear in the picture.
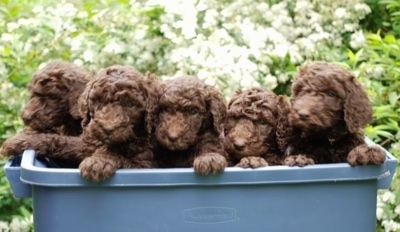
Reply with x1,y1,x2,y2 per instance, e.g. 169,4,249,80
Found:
343,76,373,133
207,87,227,135
227,89,242,109
144,72,160,135
68,79,90,120
275,95,292,152
78,82,93,127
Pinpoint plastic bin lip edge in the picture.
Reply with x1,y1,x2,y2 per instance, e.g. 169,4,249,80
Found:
18,150,395,188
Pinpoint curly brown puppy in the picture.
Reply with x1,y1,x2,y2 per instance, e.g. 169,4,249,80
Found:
1,61,91,167
154,76,228,175
224,87,286,168
277,61,386,166
23,61,90,135
78,65,159,182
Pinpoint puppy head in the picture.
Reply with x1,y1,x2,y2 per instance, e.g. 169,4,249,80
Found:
21,61,90,132
155,76,226,150
79,65,158,144
224,87,279,159
289,61,372,133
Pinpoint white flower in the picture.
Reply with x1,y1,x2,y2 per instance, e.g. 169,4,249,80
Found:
334,8,347,19
17,18,32,27
376,207,384,220
354,3,371,15
103,41,125,54
9,218,30,232
271,44,289,58
395,205,400,216
6,22,18,31
203,9,218,29
68,35,84,51
32,5,44,14
53,3,78,18
344,23,357,32
82,50,95,63
264,74,278,90
0,221,10,232
77,11,89,19
73,59,84,67
381,190,396,204
1,33,14,42
350,30,366,49
382,219,400,232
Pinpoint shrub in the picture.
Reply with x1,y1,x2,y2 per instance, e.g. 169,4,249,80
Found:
0,1,396,231
347,2,400,230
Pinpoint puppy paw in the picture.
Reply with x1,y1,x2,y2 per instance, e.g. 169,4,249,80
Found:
79,156,118,182
235,156,268,168
283,155,315,167
347,144,386,166
193,153,227,175
1,132,32,157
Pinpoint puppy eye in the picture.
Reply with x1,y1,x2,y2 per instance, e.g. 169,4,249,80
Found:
189,109,199,115
161,106,173,113
325,91,336,97
258,120,268,125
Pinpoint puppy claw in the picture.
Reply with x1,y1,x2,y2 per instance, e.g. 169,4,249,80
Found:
347,144,386,166
235,156,268,168
193,153,227,175
283,155,315,167
79,156,118,182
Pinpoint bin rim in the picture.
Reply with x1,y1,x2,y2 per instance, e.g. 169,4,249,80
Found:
19,149,397,188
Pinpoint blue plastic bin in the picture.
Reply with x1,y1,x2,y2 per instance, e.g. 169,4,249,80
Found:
4,141,398,232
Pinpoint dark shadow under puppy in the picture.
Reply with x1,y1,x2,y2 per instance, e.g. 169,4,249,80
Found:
224,87,287,168
1,61,91,167
277,61,386,166
78,65,159,182
154,75,228,175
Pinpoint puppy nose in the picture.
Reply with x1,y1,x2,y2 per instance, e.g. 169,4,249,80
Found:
297,109,310,119
233,139,246,150
167,130,180,140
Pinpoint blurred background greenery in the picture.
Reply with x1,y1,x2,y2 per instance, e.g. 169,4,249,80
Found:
0,0,399,231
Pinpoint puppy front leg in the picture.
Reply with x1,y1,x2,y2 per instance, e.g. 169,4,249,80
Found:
235,156,268,168
79,148,121,182
282,154,315,167
193,152,227,175
347,144,386,166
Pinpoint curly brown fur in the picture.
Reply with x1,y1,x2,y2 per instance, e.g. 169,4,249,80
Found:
224,87,286,168
277,61,386,166
154,76,228,175
1,131,85,167
78,65,159,181
1,61,91,167
23,61,90,135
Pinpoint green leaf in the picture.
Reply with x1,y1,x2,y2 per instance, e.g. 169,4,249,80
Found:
384,34,396,44
348,49,356,62
366,33,383,42
389,92,400,106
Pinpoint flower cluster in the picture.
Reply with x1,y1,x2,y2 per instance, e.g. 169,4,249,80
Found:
0,0,370,97
377,184,400,232
0,217,32,232
141,0,371,96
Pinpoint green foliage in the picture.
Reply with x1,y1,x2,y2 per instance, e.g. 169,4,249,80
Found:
0,0,399,231
350,32,400,159
361,0,392,35
0,83,28,144
380,0,400,36
0,160,32,222
347,2,400,229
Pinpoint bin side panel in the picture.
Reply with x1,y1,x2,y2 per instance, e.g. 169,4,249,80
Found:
4,160,32,198
32,180,377,232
